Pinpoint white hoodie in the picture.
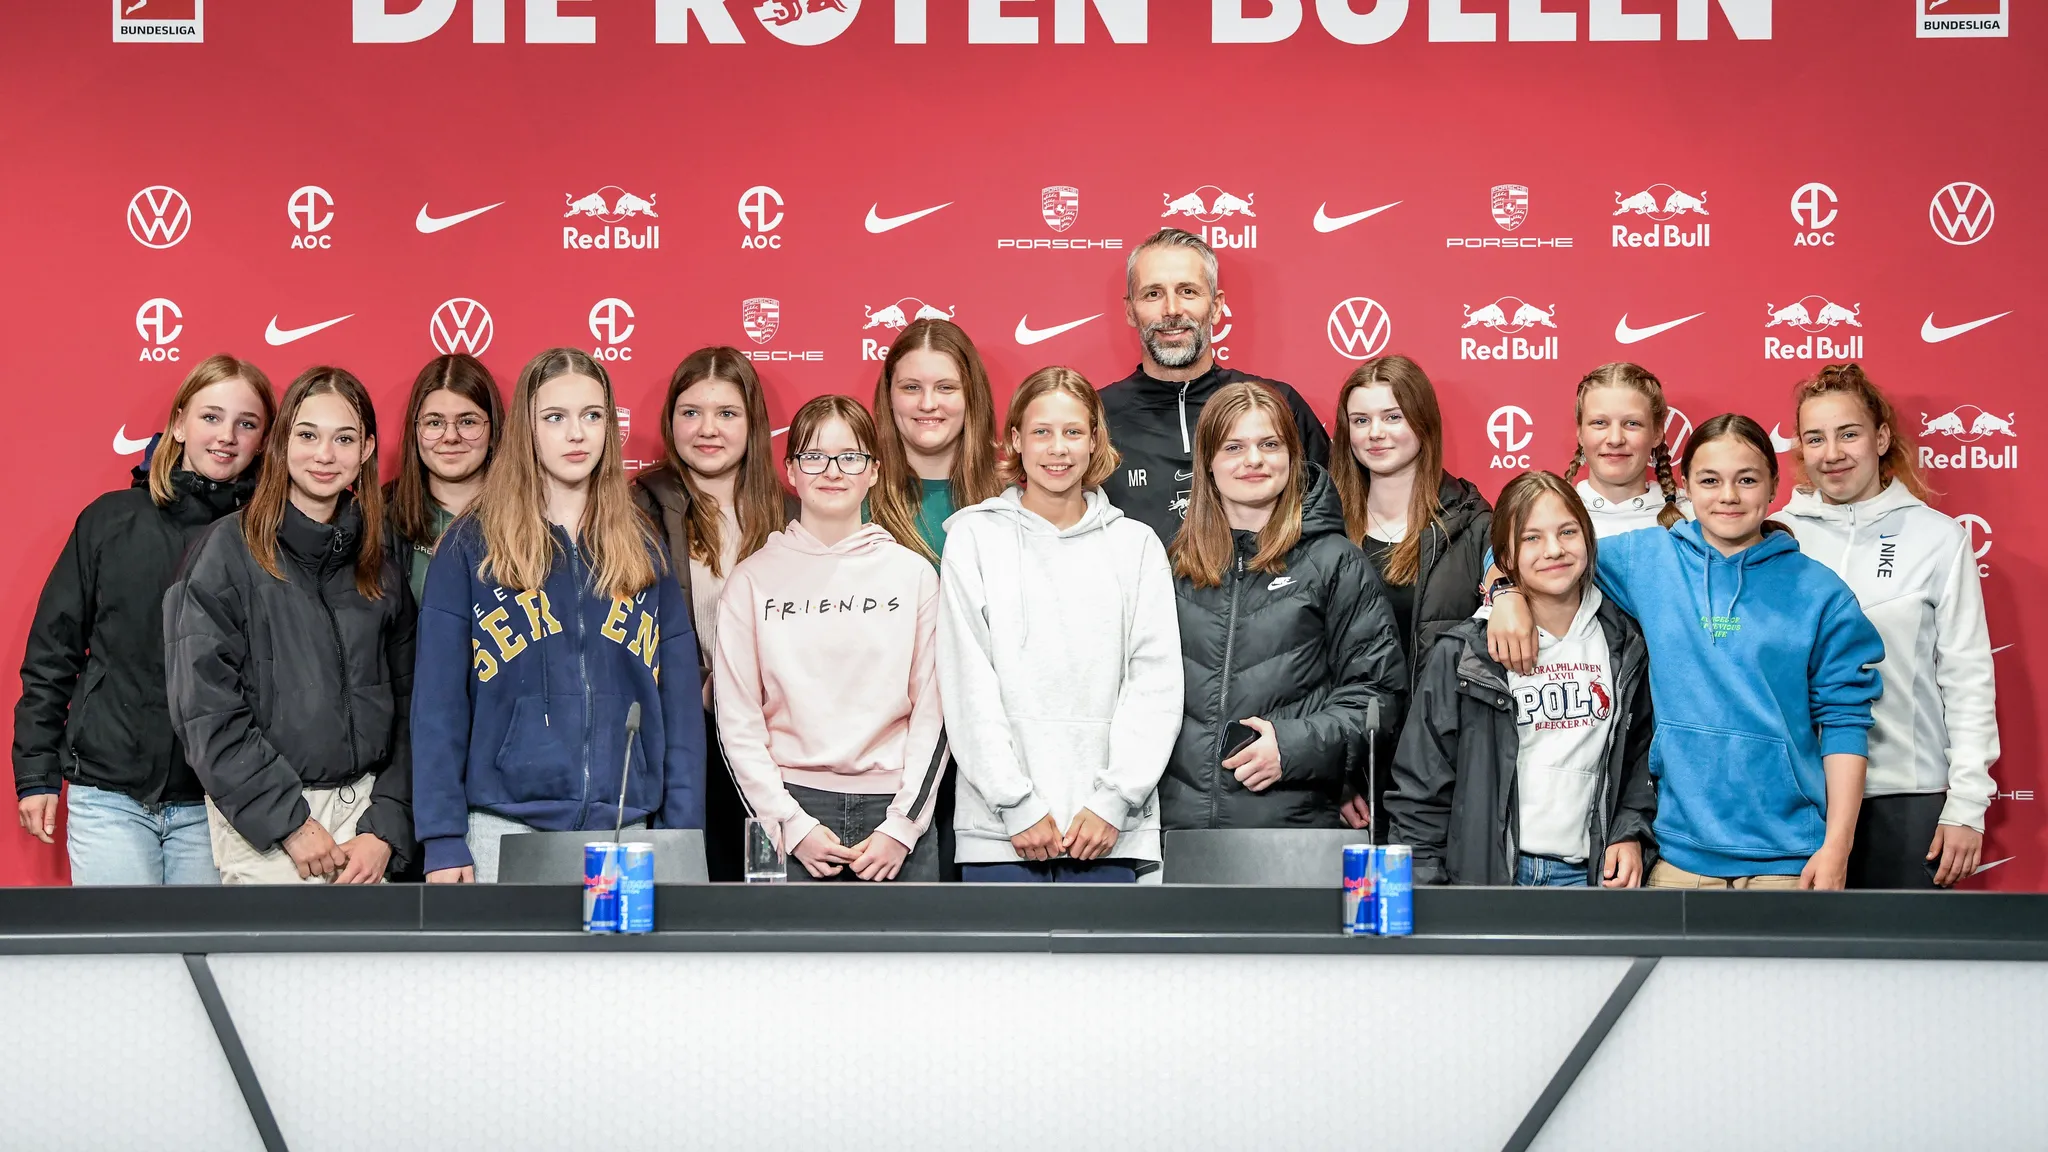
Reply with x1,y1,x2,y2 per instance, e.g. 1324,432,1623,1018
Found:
937,487,1183,863
1781,481,1999,830
1575,479,1692,537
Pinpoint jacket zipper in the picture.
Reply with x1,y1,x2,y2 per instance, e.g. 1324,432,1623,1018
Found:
569,539,596,829
1177,380,1192,452
1210,551,1245,829
316,543,358,780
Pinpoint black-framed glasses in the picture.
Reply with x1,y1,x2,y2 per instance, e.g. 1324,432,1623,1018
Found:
794,451,873,475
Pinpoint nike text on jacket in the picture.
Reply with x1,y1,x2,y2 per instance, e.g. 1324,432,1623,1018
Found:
937,487,1184,863
712,522,946,856
1782,481,1998,830
1595,522,1884,877
1099,364,1332,543
164,496,417,871
409,517,706,875
1164,464,1405,829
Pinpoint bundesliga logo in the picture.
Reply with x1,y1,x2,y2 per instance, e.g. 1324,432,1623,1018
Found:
563,186,661,251
1763,295,1864,361
1161,185,1258,249
1611,184,1711,249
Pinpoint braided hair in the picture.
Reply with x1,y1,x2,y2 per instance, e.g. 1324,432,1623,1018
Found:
1568,362,1684,529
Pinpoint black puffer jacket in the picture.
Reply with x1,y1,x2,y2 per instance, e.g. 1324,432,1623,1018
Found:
1162,466,1407,829
1392,475,1494,673
1385,600,1657,886
14,457,253,805
164,495,416,870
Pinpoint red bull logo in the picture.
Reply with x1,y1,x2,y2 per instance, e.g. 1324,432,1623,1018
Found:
1040,186,1080,233
862,298,957,359
563,186,661,251
1612,184,1711,248
1162,185,1259,249
753,0,859,45
1460,297,1559,361
1920,405,2019,471
1763,295,1865,360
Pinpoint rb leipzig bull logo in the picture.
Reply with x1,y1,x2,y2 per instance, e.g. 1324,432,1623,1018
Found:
1921,406,2017,441
742,297,782,345
1490,184,1529,231
1041,186,1080,233
563,187,658,223
1765,296,1861,333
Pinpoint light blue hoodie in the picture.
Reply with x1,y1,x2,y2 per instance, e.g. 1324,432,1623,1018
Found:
1596,521,1883,877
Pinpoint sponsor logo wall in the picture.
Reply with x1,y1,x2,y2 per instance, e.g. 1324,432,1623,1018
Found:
0,1,2036,886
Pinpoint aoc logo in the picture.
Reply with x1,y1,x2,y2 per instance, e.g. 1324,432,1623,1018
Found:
1461,297,1559,362
1930,182,1994,246
563,186,660,251
1764,295,1864,360
128,186,191,249
114,0,201,41
1450,184,1571,249
1956,512,1993,576
1162,185,1258,250
753,0,859,45
135,298,183,363
588,297,634,362
1487,405,1534,469
742,297,823,362
1328,297,1393,361
1790,182,1838,247
1920,405,2017,471
1210,301,1234,363
738,185,784,249
1919,0,2007,37
862,298,956,359
430,298,493,355
1001,185,1120,251
1612,184,1710,248
288,186,334,250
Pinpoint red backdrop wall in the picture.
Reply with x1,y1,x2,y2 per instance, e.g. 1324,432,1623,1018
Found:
3,0,2038,886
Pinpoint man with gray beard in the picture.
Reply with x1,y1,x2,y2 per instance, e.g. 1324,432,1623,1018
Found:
1099,228,1331,542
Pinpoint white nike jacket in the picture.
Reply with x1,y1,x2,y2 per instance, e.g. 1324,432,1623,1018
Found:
1782,481,1999,829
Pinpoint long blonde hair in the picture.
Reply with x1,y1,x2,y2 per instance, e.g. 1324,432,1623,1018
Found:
1170,381,1304,588
150,354,276,505
869,320,1002,563
472,348,657,600
1563,361,1684,529
1330,354,1444,586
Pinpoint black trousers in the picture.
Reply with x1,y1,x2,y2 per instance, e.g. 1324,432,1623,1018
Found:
1846,792,1948,890
702,711,745,882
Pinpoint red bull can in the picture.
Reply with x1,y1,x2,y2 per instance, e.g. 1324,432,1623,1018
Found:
618,842,655,935
1342,844,1377,936
583,842,622,934
1375,845,1414,936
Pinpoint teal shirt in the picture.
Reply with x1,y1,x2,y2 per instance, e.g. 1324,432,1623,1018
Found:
914,478,954,565
405,502,456,602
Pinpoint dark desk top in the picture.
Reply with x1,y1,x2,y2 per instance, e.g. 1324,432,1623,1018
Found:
3,885,2046,959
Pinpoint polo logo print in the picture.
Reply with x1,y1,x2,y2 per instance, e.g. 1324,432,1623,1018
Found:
1512,662,1610,731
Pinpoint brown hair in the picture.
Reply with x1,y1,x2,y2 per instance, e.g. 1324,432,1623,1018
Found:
471,348,657,600
1170,381,1304,588
242,366,387,599
784,393,880,463
998,366,1121,490
1564,361,1684,529
1790,363,1935,504
869,320,1002,563
1330,354,1444,585
389,354,503,546
660,347,782,576
1490,471,1598,596
150,354,276,506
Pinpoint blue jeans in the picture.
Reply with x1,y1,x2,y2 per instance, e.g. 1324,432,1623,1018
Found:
65,784,219,885
1515,854,1589,888
960,859,1139,884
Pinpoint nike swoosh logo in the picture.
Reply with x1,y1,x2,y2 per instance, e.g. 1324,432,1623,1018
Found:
265,314,354,346
1993,644,2014,655
1921,311,2011,343
1975,856,2015,875
1174,470,1195,481
1614,312,1706,344
865,202,951,234
112,426,152,455
1313,200,1401,233
1768,424,1797,453
415,202,505,234
1015,313,1101,345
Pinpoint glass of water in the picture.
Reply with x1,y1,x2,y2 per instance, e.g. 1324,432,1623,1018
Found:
743,818,787,883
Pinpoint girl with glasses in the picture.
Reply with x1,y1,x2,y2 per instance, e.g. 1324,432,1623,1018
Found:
712,396,945,881
386,354,503,601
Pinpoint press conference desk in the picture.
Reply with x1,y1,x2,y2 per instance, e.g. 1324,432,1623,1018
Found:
4,886,2046,1152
